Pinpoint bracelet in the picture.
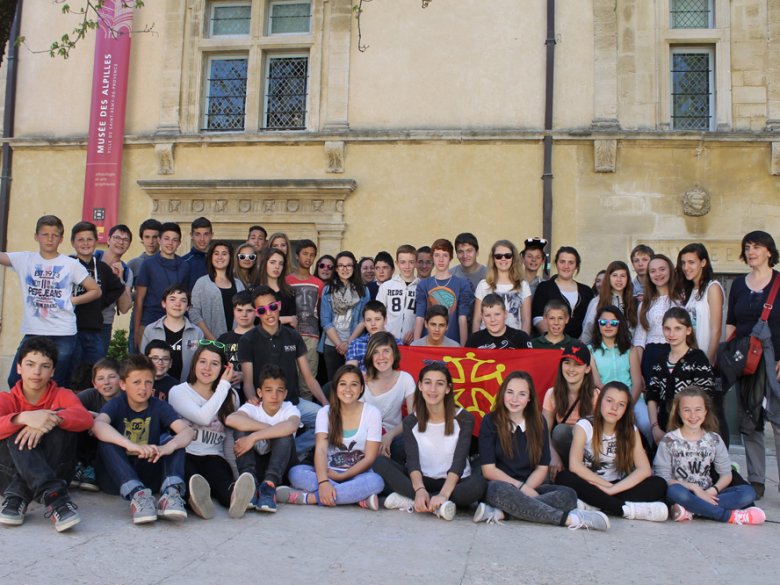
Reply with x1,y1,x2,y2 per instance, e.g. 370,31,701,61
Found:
518,480,526,490
713,485,720,494
318,480,329,486
415,486,426,493
651,422,659,429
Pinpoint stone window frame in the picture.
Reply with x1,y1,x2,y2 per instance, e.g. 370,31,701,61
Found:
669,0,714,30
173,0,323,134
656,0,731,131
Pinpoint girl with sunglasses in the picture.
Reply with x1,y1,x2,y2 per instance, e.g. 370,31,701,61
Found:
581,260,637,345
472,239,532,335
588,305,651,444
234,243,260,290
168,342,255,519
190,240,245,341
315,254,336,282
258,247,297,328
319,251,370,381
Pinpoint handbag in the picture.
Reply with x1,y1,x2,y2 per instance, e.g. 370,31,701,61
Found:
717,273,780,384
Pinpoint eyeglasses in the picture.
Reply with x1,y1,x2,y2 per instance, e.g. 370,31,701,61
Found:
148,356,171,364
336,264,353,270
238,253,256,261
198,339,226,351
417,260,433,265
598,319,620,327
318,262,334,270
255,301,281,316
110,235,131,243
493,253,514,260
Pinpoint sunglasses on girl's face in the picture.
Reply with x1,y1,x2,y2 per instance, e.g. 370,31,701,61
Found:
198,339,226,351
238,253,256,261
493,253,514,260
598,319,620,327
318,263,333,269
255,302,281,316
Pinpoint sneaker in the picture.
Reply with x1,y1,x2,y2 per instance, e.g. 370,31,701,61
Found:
623,501,669,522
568,509,610,531
188,474,214,520
576,499,600,512
671,504,693,522
433,500,456,521
157,489,187,521
473,502,505,524
0,495,27,527
751,482,765,501
730,506,766,525
228,472,255,518
130,489,157,524
78,466,100,492
384,492,415,512
357,494,379,511
275,485,310,505
43,493,81,533
70,464,84,489
255,480,278,515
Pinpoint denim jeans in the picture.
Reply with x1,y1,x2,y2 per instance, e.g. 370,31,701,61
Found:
97,439,186,499
486,480,577,526
100,323,114,357
0,427,77,503
551,424,573,467
634,396,653,446
236,434,298,487
7,334,78,389
666,483,756,522
295,398,321,456
289,464,384,505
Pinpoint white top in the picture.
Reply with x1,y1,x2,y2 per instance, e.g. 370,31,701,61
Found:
412,418,472,480
361,371,415,432
237,401,301,454
376,275,419,339
315,403,382,471
8,252,89,335
577,418,624,483
632,295,675,347
685,280,725,354
474,279,531,331
168,380,237,457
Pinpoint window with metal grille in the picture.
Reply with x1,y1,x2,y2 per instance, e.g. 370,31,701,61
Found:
670,0,713,29
264,56,308,130
204,57,249,131
209,2,252,36
671,48,714,131
268,1,311,34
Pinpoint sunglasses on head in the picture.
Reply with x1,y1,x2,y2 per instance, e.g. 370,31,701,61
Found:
198,339,226,351
238,253,256,261
525,237,548,246
318,262,333,269
598,319,620,327
255,301,281,316
493,253,514,260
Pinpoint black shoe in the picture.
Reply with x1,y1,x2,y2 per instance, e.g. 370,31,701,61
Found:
751,482,765,500
43,491,81,533
0,495,27,526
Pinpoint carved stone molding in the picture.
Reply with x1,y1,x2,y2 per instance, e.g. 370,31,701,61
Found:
594,139,617,173
324,141,345,173
137,178,357,256
682,187,711,217
154,143,175,175
772,142,780,176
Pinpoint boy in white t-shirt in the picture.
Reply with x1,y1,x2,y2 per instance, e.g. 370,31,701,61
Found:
377,244,419,345
1,215,101,389
226,364,301,513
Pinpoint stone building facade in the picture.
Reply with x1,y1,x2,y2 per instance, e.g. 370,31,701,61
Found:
0,0,778,367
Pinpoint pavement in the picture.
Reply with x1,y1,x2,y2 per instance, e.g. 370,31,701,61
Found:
1,444,779,585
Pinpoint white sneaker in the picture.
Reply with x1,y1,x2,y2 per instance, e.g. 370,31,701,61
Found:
576,499,600,511
473,502,505,524
188,474,214,519
623,501,668,522
384,492,414,512
434,500,456,521
568,509,610,531
228,472,256,519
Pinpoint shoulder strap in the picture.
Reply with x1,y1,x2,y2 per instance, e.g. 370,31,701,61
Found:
561,396,581,424
760,273,780,321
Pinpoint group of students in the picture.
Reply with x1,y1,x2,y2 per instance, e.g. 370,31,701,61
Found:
0,214,774,533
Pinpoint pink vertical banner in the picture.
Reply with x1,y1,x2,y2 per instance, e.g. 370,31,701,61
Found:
82,1,135,243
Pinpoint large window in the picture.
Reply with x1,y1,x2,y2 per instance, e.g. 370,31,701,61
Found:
670,0,713,29
204,56,249,131
671,47,714,131
264,55,309,129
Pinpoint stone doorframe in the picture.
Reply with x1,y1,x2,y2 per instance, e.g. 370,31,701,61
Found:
137,178,357,256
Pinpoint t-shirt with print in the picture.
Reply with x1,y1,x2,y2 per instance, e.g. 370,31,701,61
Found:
100,393,181,447
7,252,89,335
217,329,245,399
285,274,325,339
415,275,474,343
653,429,730,490
465,326,531,350
474,280,532,331
361,371,415,432
577,418,625,482
237,401,302,454
164,324,185,380
315,403,382,472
